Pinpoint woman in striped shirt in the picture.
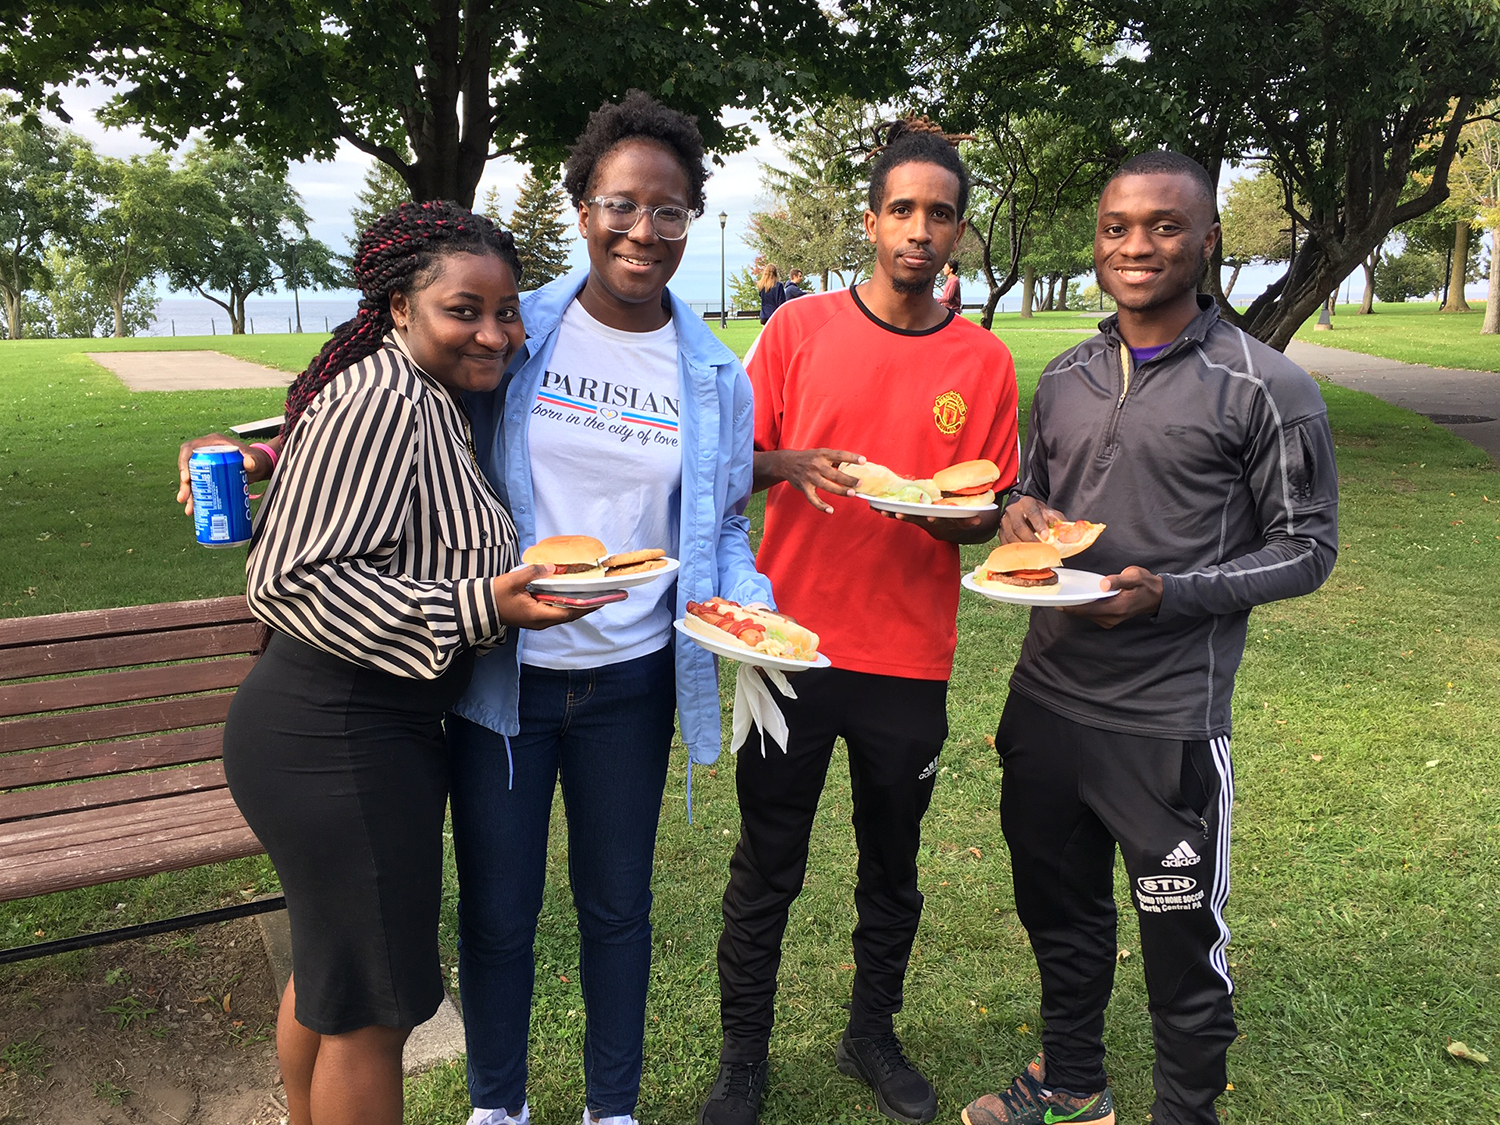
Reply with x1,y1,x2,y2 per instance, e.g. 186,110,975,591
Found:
221,202,588,1125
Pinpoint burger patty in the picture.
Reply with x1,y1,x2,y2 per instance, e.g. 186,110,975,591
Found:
984,568,1058,588
551,562,602,574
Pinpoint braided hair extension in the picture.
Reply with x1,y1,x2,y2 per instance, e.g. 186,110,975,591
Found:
867,115,975,217
281,200,523,433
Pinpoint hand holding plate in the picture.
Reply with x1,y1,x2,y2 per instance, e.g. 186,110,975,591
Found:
1059,565,1163,627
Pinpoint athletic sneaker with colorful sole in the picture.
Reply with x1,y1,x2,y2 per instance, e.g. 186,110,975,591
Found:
960,1054,1115,1125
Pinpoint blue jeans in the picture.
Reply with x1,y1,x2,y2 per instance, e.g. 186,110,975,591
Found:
447,645,676,1118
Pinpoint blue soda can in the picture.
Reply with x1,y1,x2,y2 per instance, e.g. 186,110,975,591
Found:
189,445,253,547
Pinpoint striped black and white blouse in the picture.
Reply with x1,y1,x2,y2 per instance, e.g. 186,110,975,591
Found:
246,337,520,679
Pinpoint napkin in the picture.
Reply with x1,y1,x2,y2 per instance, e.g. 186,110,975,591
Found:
731,662,798,756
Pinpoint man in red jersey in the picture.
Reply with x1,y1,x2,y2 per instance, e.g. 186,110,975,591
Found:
697,122,1020,1125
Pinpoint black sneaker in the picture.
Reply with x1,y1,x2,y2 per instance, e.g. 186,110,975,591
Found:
836,1029,938,1124
698,1059,769,1125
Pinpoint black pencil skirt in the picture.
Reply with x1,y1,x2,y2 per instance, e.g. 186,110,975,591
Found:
223,631,474,1035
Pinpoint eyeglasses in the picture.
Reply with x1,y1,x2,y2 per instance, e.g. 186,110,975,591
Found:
585,196,696,240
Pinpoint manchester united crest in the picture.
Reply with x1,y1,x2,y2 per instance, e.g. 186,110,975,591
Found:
933,390,968,435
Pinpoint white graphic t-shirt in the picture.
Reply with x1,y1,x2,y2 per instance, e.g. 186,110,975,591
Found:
523,299,683,669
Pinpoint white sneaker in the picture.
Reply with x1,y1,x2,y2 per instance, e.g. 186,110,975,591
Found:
468,1105,529,1125
582,1111,638,1125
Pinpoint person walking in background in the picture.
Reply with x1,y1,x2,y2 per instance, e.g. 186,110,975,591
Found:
960,151,1337,1125
213,202,588,1125
938,260,962,314
757,262,787,324
698,121,1019,1125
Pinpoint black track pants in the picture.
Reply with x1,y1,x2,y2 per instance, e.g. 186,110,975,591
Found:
997,691,1238,1125
717,668,947,1062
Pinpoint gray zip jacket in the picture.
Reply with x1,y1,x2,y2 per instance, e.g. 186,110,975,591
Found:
1008,298,1338,739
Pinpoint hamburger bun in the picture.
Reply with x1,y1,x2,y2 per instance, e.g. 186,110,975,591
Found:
973,541,1063,589
607,558,670,576
934,459,1000,494
523,535,606,577
600,548,666,569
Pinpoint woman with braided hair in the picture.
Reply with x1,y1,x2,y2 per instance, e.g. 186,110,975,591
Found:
193,200,592,1125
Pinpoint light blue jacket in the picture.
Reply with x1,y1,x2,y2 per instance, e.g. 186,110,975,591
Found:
451,268,774,766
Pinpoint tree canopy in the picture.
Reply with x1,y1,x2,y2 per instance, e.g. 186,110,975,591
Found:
2,1,897,208
163,141,340,334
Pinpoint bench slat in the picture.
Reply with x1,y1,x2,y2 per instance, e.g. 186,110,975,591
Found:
0,728,226,790
0,761,231,824
0,623,263,682
0,694,234,756
0,657,255,719
0,789,263,901
0,597,253,651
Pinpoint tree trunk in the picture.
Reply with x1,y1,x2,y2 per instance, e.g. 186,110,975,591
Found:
1019,266,1035,319
2,289,18,339
1483,229,1500,335
1441,220,1472,311
1041,275,1056,312
111,290,126,338
1057,275,1070,311
1358,252,1376,314
981,286,1001,330
1223,263,1242,299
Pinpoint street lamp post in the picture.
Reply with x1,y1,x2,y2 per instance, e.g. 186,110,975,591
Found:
288,238,303,333
719,211,728,330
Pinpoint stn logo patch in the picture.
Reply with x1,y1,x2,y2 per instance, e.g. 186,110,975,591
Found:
933,390,968,435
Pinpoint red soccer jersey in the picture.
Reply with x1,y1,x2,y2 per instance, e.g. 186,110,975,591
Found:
749,287,1019,679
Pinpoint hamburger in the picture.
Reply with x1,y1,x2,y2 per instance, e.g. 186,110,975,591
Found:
933,459,1000,508
522,534,606,578
972,541,1063,589
600,548,669,577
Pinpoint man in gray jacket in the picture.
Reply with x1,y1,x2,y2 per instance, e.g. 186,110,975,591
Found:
962,151,1338,1125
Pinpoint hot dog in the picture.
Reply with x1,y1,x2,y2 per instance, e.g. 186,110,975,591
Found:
684,597,821,661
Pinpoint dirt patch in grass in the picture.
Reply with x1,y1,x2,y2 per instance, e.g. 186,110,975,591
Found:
0,918,283,1125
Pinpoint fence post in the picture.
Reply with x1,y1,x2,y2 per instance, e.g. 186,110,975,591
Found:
250,318,255,334
288,317,293,333
324,316,329,332
171,320,176,336
211,319,216,335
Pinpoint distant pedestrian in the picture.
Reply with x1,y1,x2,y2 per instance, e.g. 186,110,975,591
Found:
784,268,810,300
757,263,787,324
939,260,962,313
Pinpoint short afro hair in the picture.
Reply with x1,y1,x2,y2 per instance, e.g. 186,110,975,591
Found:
868,120,970,217
1108,150,1217,217
562,90,710,215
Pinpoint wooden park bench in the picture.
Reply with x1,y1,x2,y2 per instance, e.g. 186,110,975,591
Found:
0,596,281,964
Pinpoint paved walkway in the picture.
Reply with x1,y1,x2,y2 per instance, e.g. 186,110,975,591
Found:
86,350,291,391
1286,339,1500,464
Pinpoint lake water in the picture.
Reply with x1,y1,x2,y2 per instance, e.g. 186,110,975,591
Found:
147,296,363,337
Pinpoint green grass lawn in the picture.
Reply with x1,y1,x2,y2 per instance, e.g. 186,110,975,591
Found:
1294,300,1500,373
2,323,1497,1123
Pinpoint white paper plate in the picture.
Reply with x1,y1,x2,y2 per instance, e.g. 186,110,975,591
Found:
672,619,831,672
961,569,1120,607
855,492,998,518
526,557,679,593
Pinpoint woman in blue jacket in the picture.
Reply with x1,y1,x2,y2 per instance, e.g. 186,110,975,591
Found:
450,92,772,1125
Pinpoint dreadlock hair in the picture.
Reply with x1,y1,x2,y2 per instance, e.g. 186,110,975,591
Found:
281,199,522,433
562,89,709,215
1108,150,1217,217
867,116,972,217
